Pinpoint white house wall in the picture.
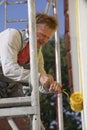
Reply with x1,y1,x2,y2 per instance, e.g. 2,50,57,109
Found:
68,0,87,130
68,0,80,92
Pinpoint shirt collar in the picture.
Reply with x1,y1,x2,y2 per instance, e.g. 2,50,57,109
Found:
19,29,29,47
19,29,41,52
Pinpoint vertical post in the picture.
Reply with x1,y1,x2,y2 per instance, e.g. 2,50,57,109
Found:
45,0,52,14
53,0,64,130
7,117,19,130
27,0,40,130
0,0,5,5
4,0,8,29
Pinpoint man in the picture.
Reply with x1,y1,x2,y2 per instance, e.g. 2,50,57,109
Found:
0,13,62,98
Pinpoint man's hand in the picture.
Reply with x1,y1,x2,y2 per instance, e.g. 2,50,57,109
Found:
49,81,62,94
39,74,54,88
39,73,62,94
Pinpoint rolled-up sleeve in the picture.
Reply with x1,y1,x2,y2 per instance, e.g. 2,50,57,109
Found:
37,48,50,93
38,48,46,74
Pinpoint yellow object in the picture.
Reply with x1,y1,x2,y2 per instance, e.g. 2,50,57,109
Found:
70,92,83,112
62,89,83,112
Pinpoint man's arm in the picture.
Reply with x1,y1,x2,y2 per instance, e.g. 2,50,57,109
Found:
0,29,30,83
37,48,62,94
39,74,62,94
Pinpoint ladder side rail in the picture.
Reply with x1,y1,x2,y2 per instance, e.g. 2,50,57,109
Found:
27,0,40,130
53,0,64,130
40,120,45,130
4,0,8,29
45,0,52,14
0,0,5,5
7,117,19,130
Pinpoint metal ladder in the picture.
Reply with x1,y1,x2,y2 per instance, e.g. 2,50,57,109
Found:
0,0,45,130
0,0,64,130
4,0,28,29
0,96,45,130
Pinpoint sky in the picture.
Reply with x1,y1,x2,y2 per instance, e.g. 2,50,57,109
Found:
0,0,64,36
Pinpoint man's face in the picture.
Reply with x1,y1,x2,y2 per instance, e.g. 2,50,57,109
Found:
36,24,54,48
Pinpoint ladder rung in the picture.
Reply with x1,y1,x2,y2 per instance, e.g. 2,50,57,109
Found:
0,96,31,107
7,0,27,5
0,106,35,117
7,19,28,23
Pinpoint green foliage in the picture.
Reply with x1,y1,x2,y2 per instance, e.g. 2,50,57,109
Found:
40,93,57,130
40,40,57,130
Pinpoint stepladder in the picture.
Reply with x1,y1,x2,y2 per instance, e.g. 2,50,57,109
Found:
0,96,45,130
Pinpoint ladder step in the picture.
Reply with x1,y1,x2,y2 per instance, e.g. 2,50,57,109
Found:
7,19,28,23
0,106,35,117
7,0,27,5
0,96,31,107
